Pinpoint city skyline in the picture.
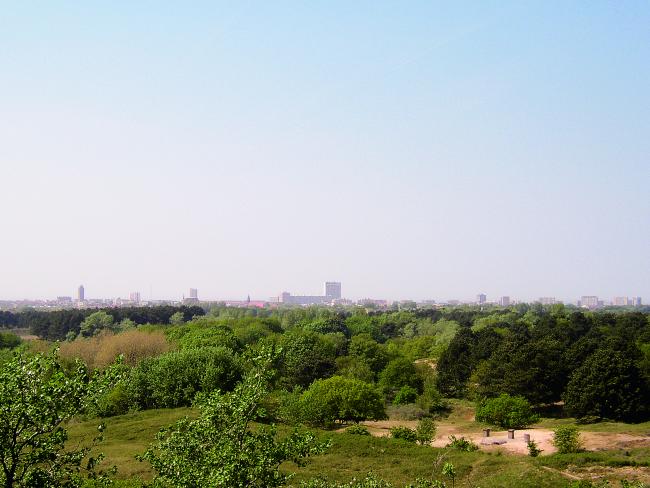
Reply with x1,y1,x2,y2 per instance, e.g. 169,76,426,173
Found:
0,282,643,308
1,3,648,302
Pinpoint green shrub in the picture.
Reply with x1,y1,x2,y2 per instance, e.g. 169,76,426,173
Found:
0,331,22,349
300,376,386,426
127,347,243,409
386,403,427,420
416,381,447,415
552,425,583,454
390,426,417,443
445,435,478,451
346,424,371,435
394,386,418,405
475,394,539,429
527,439,542,457
415,417,436,445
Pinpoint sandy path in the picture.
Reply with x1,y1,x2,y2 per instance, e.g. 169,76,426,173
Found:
353,421,650,456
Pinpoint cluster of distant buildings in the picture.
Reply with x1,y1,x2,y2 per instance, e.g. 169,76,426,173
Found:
472,293,642,309
0,282,643,311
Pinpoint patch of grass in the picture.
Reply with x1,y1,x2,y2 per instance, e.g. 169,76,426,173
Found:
535,417,650,435
538,448,650,470
67,407,195,481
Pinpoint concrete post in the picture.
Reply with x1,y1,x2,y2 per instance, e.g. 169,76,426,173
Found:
508,429,515,439
483,428,491,437
523,433,531,443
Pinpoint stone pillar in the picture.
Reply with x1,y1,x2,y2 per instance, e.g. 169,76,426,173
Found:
523,433,531,443
508,429,515,439
483,428,491,437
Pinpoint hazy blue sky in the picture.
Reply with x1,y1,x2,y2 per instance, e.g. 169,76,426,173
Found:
1,1,648,302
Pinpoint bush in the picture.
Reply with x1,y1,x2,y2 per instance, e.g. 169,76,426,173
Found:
394,386,418,405
59,330,171,370
390,426,417,443
0,331,22,349
552,426,583,454
527,439,542,457
475,394,539,429
300,376,386,426
445,435,478,451
346,424,371,435
128,347,243,409
386,404,427,420
415,418,436,445
415,379,448,415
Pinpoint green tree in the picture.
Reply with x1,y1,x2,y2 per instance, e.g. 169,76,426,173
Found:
169,311,185,325
140,348,328,487
552,426,582,454
415,418,436,445
278,330,337,389
563,348,650,422
472,337,566,404
335,356,375,383
300,376,386,426
379,357,422,393
435,328,474,397
348,334,389,375
80,311,115,337
0,350,118,487
475,394,539,429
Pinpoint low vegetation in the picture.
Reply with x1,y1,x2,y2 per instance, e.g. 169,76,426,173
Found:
1,304,649,486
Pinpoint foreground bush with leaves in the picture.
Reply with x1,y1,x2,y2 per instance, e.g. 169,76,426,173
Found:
0,349,119,488
139,347,329,487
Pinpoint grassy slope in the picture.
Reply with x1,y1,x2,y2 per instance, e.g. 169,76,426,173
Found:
67,407,195,481
66,406,650,487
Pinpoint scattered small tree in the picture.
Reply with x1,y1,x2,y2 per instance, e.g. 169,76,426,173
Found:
169,311,185,325
442,463,456,488
527,439,542,457
552,425,583,454
415,418,436,445
80,311,115,337
475,394,539,429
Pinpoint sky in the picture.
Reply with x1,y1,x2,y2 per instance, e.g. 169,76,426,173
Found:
0,1,648,303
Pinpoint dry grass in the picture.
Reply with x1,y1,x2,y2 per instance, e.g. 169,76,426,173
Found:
59,330,172,369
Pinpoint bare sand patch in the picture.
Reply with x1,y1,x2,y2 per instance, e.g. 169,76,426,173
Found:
350,421,650,456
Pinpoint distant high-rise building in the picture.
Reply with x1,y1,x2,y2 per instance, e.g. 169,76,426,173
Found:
130,291,141,303
539,297,557,305
324,282,342,300
613,296,628,306
499,296,511,307
77,285,85,301
580,296,599,309
189,288,198,299
633,297,642,307
476,293,487,305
